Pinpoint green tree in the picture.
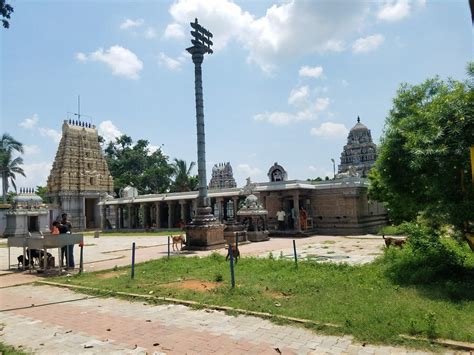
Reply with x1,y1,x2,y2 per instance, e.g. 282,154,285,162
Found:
0,133,25,203
170,159,198,192
35,186,48,201
1,0,13,28
104,135,173,195
369,65,474,232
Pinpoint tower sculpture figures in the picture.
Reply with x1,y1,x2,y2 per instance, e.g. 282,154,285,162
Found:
185,19,226,249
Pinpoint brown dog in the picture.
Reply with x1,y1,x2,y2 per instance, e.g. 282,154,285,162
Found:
383,235,406,248
225,243,240,263
172,234,186,252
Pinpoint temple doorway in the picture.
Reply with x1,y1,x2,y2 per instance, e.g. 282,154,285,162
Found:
85,198,99,229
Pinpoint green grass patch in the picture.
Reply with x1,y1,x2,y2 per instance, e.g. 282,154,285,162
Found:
0,342,30,355
377,225,406,236
82,230,182,237
54,246,474,348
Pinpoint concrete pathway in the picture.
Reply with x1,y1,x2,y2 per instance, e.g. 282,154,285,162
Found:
0,284,450,355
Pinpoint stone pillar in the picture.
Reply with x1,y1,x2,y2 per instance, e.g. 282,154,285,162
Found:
127,204,132,229
293,193,300,231
216,197,224,222
168,201,173,228
179,200,186,223
232,197,238,219
137,203,146,228
115,205,120,230
101,204,107,230
155,202,161,228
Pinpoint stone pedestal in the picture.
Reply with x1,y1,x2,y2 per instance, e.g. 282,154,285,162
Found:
247,230,270,242
224,221,248,246
185,206,226,250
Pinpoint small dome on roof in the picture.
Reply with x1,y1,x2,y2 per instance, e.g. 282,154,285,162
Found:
350,116,368,131
13,195,43,203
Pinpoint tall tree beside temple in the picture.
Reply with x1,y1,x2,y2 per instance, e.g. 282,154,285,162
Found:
1,0,13,28
170,159,198,192
369,63,474,232
0,133,25,203
104,135,174,195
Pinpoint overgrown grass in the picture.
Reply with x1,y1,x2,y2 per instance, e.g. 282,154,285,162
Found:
54,240,474,348
82,230,182,237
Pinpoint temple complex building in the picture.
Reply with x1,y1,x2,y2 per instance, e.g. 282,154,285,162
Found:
208,162,236,189
338,116,377,178
46,120,114,230
100,161,387,235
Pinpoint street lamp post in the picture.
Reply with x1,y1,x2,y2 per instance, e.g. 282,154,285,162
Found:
331,158,336,179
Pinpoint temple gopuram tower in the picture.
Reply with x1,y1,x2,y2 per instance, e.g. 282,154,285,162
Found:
338,116,377,177
46,120,114,230
208,162,237,189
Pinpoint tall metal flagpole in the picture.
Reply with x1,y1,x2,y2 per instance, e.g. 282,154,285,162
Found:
187,18,215,222
185,19,226,250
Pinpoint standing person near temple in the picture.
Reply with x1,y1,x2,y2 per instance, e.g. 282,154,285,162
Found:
59,213,74,268
276,209,286,231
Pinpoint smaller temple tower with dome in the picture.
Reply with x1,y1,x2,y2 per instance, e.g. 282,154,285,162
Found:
208,162,237,189
338,116,377,178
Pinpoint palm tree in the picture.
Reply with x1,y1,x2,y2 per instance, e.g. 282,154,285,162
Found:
171,159,197,192
1,133,25,203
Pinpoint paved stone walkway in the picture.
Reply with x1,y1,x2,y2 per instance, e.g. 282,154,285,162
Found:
0,284,447,355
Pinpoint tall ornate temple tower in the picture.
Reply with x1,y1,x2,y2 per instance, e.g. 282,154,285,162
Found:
46,120,114,230
208,162,237,189
338,116,377,178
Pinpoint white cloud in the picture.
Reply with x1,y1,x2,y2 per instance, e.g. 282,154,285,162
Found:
352,34,384,54
19,114,61,143
76,52,87,62
145,27,157,39
14,162,52,189
164,23,185,39
310,122,349,139
38,127,61,143
299,66,323,78
158,52,185,70
23,145,41,155
288,86,309,106
341,79,349,87
19,114,39,129
236,163,261,176
377,0,410,22
166,0,370,72
120,18,144,29
256,82,330,126
314,97,330,112
98,120,122,143
76,46,143,79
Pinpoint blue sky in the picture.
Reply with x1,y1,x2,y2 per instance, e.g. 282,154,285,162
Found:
1,0,472,191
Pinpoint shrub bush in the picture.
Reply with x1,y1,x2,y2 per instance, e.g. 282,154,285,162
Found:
382,223,474,287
